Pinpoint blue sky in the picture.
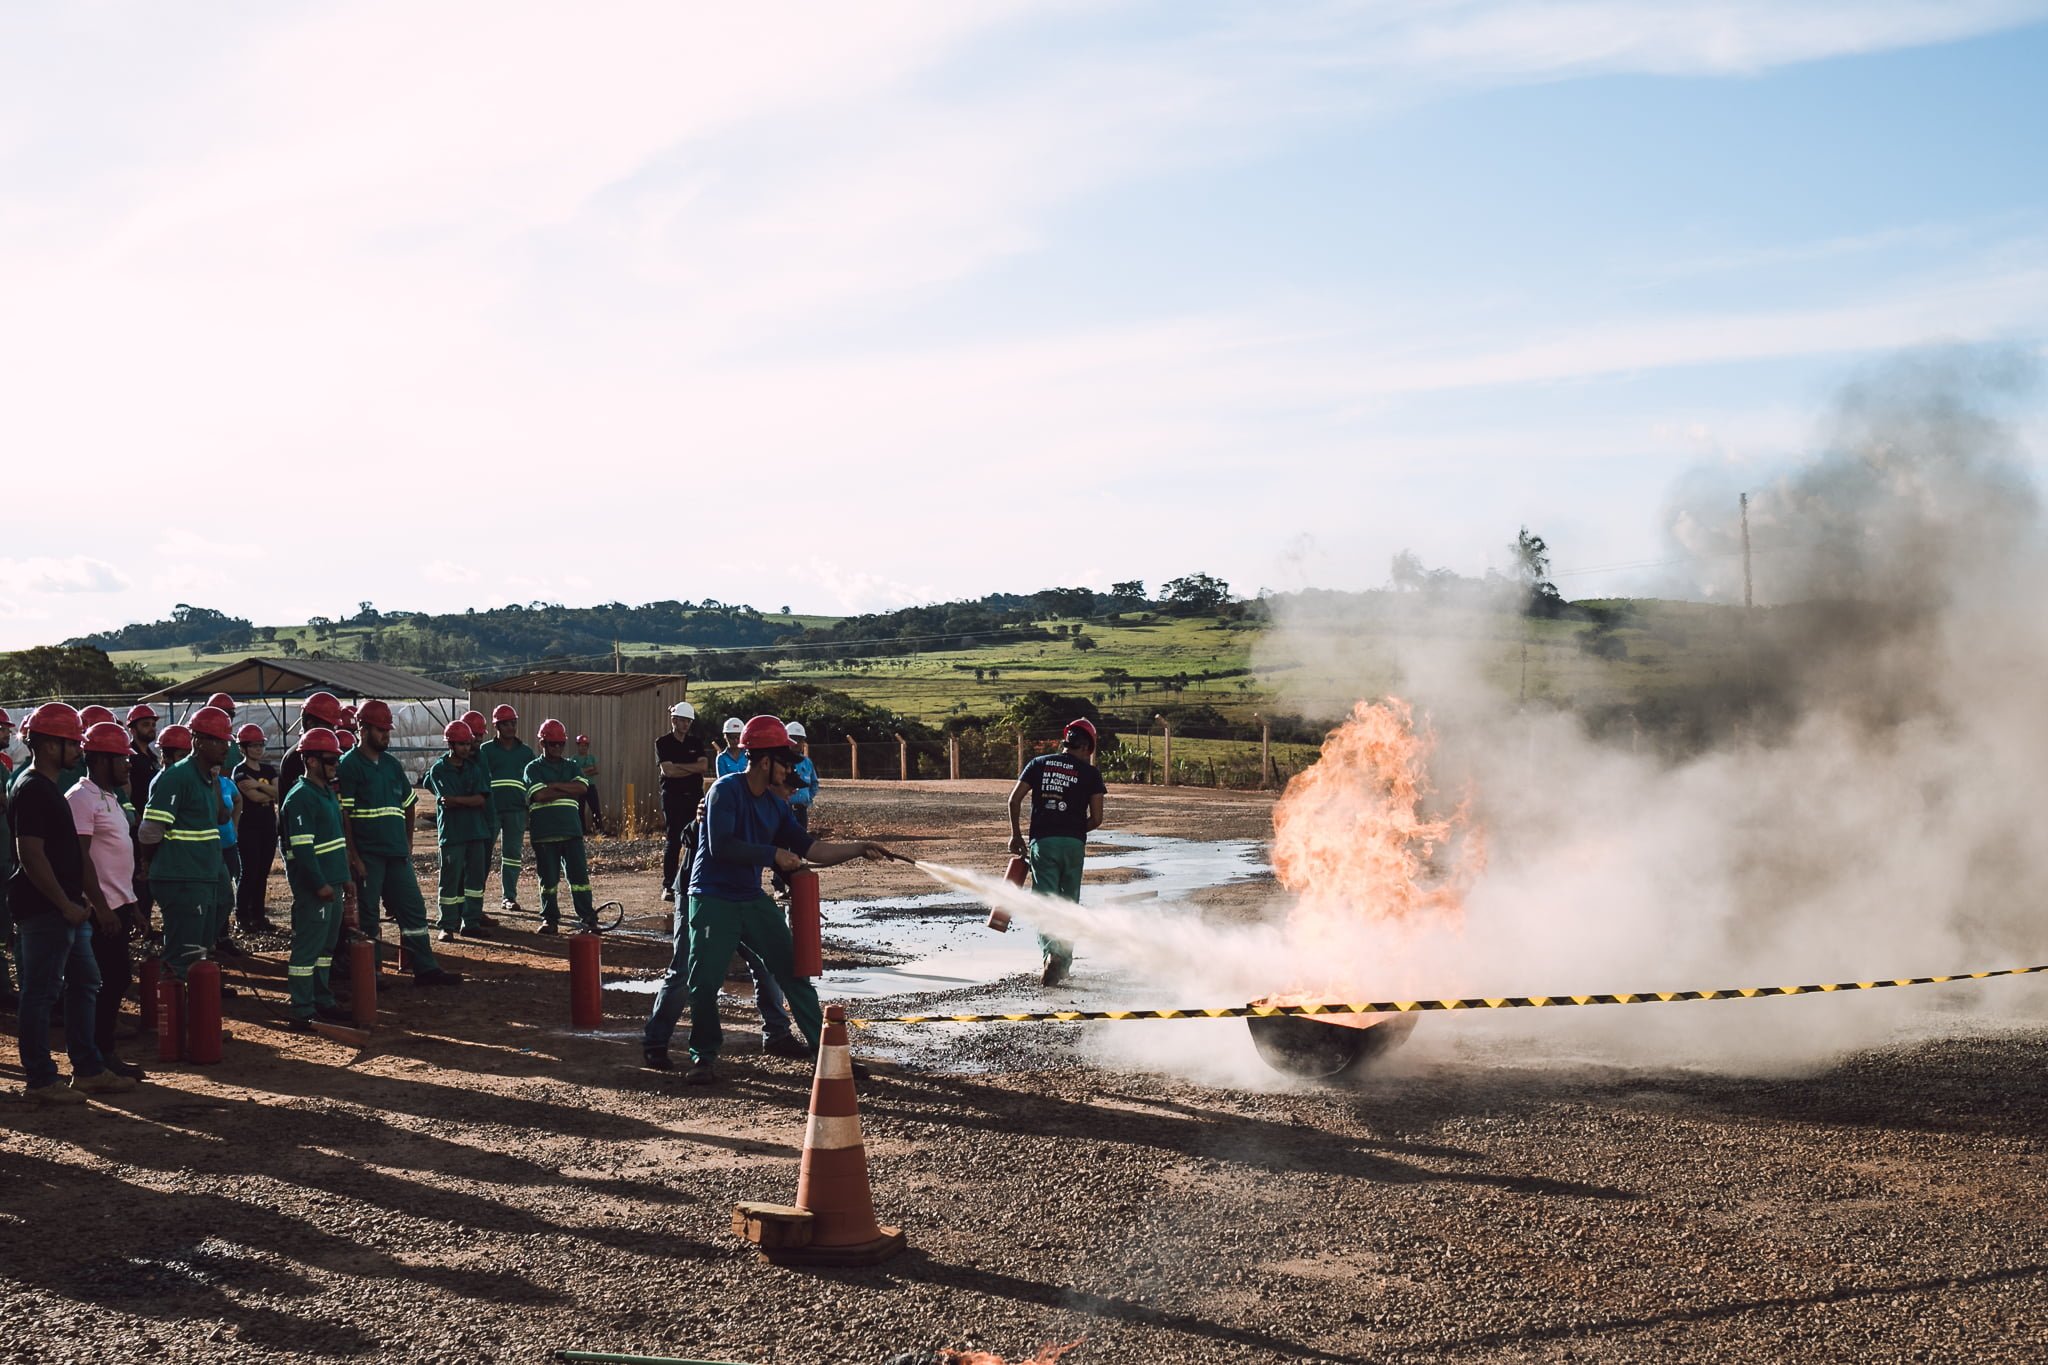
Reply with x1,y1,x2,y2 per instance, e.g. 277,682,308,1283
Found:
2,1,2044,646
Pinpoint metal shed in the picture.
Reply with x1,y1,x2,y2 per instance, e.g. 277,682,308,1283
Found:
468,671,690,836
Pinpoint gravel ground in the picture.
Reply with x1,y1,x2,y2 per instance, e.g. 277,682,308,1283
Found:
3,780,2044,1363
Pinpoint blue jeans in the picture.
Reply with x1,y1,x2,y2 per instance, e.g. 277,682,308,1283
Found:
16,913,105,1090
640,899,797,1051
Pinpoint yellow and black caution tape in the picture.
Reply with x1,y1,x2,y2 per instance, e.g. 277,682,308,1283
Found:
847,963,2047,1028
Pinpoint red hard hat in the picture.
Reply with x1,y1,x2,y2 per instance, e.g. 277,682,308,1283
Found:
575,734,589,745
337,728,356,751
235,723,265,745
739,715,791,750
491,704,518,723
443,720,473,744
537,718,568,744
78,705,116,728
25,702,83,743
0,707,11,726
356,699,394,729
126,703,158,724
462,709,487,732
338,704,357,722
158,724,193,752
298,727,341,757
302,691,344,724
189,706,234,742
83,721,130,755
1064,717,1098,748
207,692,236,712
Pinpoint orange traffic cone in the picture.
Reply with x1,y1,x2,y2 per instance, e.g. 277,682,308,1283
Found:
735,1003,905,1266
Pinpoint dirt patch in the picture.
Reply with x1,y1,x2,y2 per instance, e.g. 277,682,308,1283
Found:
4,781,2044,1362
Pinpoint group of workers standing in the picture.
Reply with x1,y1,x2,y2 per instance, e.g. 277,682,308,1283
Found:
4,683,1109,1102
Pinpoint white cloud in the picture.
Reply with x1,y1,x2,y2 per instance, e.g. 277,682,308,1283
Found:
0,556,129,595
156,528,262,560
424,560,480,586
793,558,940,615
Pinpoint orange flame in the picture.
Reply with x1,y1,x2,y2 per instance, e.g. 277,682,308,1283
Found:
1267,699,1482,997
941,1339,1084,1365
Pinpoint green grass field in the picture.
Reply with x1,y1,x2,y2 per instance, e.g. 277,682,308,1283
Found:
110,597,1758,785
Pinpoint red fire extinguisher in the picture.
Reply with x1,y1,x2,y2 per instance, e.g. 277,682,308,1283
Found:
789,870,823,977
988,854,1029,933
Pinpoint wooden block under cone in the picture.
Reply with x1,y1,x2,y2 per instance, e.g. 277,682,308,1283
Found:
762,1225,906,1268
731,1202,813,1250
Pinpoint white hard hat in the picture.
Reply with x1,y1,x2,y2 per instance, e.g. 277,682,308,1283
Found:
722,716,744,733
670,701,696,720
785,721,806,739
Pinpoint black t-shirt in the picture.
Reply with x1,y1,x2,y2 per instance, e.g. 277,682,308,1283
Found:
234,759,281,831
128,742,158,813
277,750,307,805
656,730,708,809
1019,752,1107,841
7,770,85,919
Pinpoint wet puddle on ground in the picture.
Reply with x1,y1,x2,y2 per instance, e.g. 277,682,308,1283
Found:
604,831,1267,1004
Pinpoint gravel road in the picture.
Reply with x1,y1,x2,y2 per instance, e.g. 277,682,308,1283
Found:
3,781,2042,1363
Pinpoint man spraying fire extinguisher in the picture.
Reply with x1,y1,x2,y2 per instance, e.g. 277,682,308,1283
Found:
1008,718,1106,988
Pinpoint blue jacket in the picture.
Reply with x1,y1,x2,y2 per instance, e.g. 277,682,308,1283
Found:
715,749,748,778
689,772,814,901
790,756,819,808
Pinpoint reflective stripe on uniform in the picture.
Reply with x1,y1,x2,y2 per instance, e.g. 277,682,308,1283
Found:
289,965,315,976
289,835,314,846
314,838,346,854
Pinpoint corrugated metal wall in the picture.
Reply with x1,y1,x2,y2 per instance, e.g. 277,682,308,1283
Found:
468,678,689,835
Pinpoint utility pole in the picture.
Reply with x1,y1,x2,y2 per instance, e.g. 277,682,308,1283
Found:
1740,493,1754,610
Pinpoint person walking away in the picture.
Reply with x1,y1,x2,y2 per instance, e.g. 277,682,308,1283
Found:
0,708,17,1010
425,720,493,941
12,703,133,1104
210,742,245,959
656,702,708,904
479,705,537,915
232,724,281,934
278,728,357,1030
571,735,603,835
139,709,231,989
715,717,746,776
525,719,597,934
337,699,462,986
70,721,147,1080
1008,718,1106,987
640,715,892,1083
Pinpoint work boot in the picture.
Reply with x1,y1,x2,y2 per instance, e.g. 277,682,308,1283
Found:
71,1070,137,1095
279,1016,314,1033
762,1035,811,1060
500,899,521,915
314,1004,353,1024
476,913,501,929
682,1060,718,1086
1040,954,1071,988
465,925,492,941
104,1057,148,1082
436,929,459,943
24,1083,87,1107
535,923,558,936
414,967,465,987
641,1047,674,1072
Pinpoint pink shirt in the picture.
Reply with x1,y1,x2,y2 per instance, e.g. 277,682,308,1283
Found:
68,776,136,909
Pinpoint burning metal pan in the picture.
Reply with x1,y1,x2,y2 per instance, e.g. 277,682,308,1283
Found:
1246,1008,1418,1080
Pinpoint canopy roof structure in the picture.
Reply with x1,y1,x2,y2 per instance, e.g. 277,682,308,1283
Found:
140,657,463,703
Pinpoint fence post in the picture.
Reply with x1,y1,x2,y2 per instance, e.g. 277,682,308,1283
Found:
849,739,860,781
1159,718,1174,786
896,732,909,782
948,735,960,781
624,782,638,838
1259,716,1272,789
